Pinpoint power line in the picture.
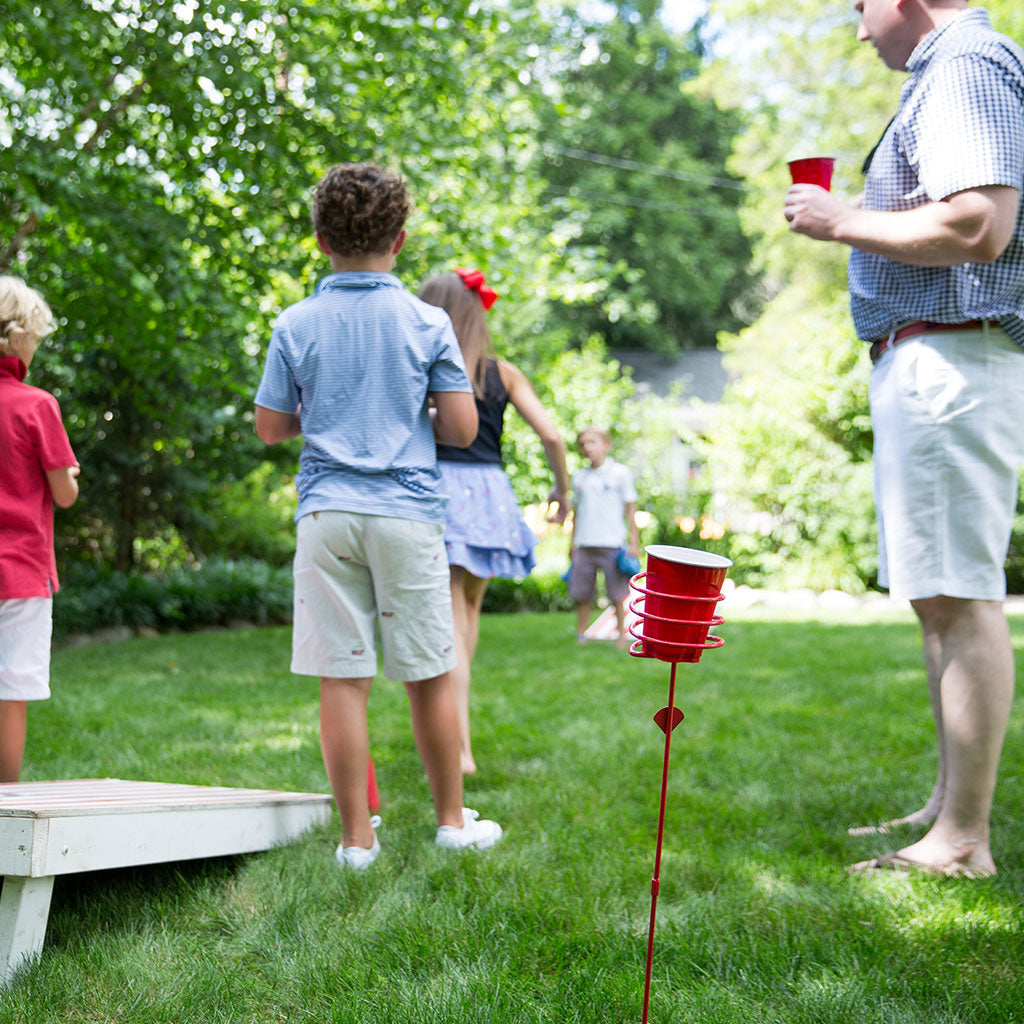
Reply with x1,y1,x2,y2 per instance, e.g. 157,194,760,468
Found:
543,144,749,191
544,184,741,217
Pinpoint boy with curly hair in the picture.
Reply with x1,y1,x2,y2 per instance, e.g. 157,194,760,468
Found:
0,276,80,782
255,163,503,868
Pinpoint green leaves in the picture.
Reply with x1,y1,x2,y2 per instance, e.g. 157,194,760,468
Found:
1,1,770,571
685,1,1024,590
1,0,548,568
536,6,756,352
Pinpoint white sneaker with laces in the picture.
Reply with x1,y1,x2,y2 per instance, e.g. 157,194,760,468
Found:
335,814,382,870
435,807,503,850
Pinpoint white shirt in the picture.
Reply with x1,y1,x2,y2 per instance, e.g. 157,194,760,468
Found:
572,457,637,548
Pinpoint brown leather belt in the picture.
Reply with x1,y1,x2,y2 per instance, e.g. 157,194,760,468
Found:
869,319,988,363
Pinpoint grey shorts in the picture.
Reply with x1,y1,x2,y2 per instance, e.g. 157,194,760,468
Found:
569,547,629,604
291,511,457,682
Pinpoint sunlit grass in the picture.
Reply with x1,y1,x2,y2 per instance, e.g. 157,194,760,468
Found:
2,608,1022,1023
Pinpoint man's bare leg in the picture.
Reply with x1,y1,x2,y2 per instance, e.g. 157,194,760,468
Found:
848,622,946,835
851,597,1013,876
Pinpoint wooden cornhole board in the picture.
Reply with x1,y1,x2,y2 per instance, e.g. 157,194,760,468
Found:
0,778,333,984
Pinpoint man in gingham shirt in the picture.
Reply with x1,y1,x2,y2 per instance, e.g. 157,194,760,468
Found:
785,2,1024,878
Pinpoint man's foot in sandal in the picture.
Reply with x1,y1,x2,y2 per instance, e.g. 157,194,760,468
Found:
848,838,995,879
847,807,937,837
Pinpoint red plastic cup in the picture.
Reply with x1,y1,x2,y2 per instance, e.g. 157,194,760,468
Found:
787,156,835,191
645,545,732,600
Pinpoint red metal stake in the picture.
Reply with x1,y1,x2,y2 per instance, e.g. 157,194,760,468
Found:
367,755,380,812
642,662,684,1024
626,550,731,1022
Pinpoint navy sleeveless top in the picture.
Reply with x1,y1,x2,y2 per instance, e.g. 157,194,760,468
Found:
436,359,507,465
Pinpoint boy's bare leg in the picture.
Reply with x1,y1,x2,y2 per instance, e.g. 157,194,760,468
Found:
0,700,27,783
614,599,628,649
575,602,591,641
320,676,374,849
449,568,490,774
404,673,464,828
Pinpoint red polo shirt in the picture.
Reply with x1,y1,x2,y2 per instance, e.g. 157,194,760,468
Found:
0,355,78,598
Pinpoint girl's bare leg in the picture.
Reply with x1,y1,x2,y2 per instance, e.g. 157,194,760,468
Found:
449,567,489,774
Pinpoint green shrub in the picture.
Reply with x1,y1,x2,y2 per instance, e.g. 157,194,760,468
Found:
702,287,878,592
54,559,293,641
181,462,298,567
482,572,574,614
1006,499,1024,594
54,558,573,640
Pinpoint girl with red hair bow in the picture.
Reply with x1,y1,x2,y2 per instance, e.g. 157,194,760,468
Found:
418,269,570,774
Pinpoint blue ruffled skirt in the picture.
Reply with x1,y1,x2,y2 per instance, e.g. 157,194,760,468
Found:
438,462,538,579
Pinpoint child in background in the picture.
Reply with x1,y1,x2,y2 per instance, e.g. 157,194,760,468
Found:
418,268,569,775
0,276,80,782
254,164,502,869
569,426,639,649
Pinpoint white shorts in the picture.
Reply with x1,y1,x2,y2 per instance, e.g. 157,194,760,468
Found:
869,326,1024,602
0,598,53,701
291,510,457,682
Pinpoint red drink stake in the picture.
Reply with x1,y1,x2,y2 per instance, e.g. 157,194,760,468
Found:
367,756,380,811
628,546,732,1022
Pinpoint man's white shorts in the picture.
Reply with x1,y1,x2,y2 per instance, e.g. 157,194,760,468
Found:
291,510,457,682
869,326,1024,602
0,598,53,701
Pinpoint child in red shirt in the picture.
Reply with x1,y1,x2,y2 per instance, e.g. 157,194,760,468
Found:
0,276,79,782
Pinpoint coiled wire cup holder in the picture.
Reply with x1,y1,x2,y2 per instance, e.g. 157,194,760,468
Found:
627,573,726,663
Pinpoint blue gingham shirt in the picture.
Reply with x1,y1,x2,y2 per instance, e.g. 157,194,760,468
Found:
255,272,471,524
849,8,1024,347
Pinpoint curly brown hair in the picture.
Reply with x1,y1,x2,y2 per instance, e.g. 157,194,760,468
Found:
311,163,411,257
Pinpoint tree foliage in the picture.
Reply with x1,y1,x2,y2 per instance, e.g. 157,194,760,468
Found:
693,0,1024,590
1,0,548,568
537,2,757,353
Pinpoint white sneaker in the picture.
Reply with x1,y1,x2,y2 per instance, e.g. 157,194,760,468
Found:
435,808,503,850
335,815,382,870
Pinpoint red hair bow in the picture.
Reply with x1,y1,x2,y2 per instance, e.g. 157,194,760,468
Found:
455,267,498,310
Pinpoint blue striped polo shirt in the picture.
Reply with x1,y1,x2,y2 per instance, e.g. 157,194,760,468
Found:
255,271,472,524
849,8,1024,348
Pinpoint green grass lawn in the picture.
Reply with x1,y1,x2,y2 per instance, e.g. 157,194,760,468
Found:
4,607,1024,1023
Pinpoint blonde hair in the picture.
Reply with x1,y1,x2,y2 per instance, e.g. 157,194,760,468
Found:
0,275,55,356
577,425,611,447
417,272,495,398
